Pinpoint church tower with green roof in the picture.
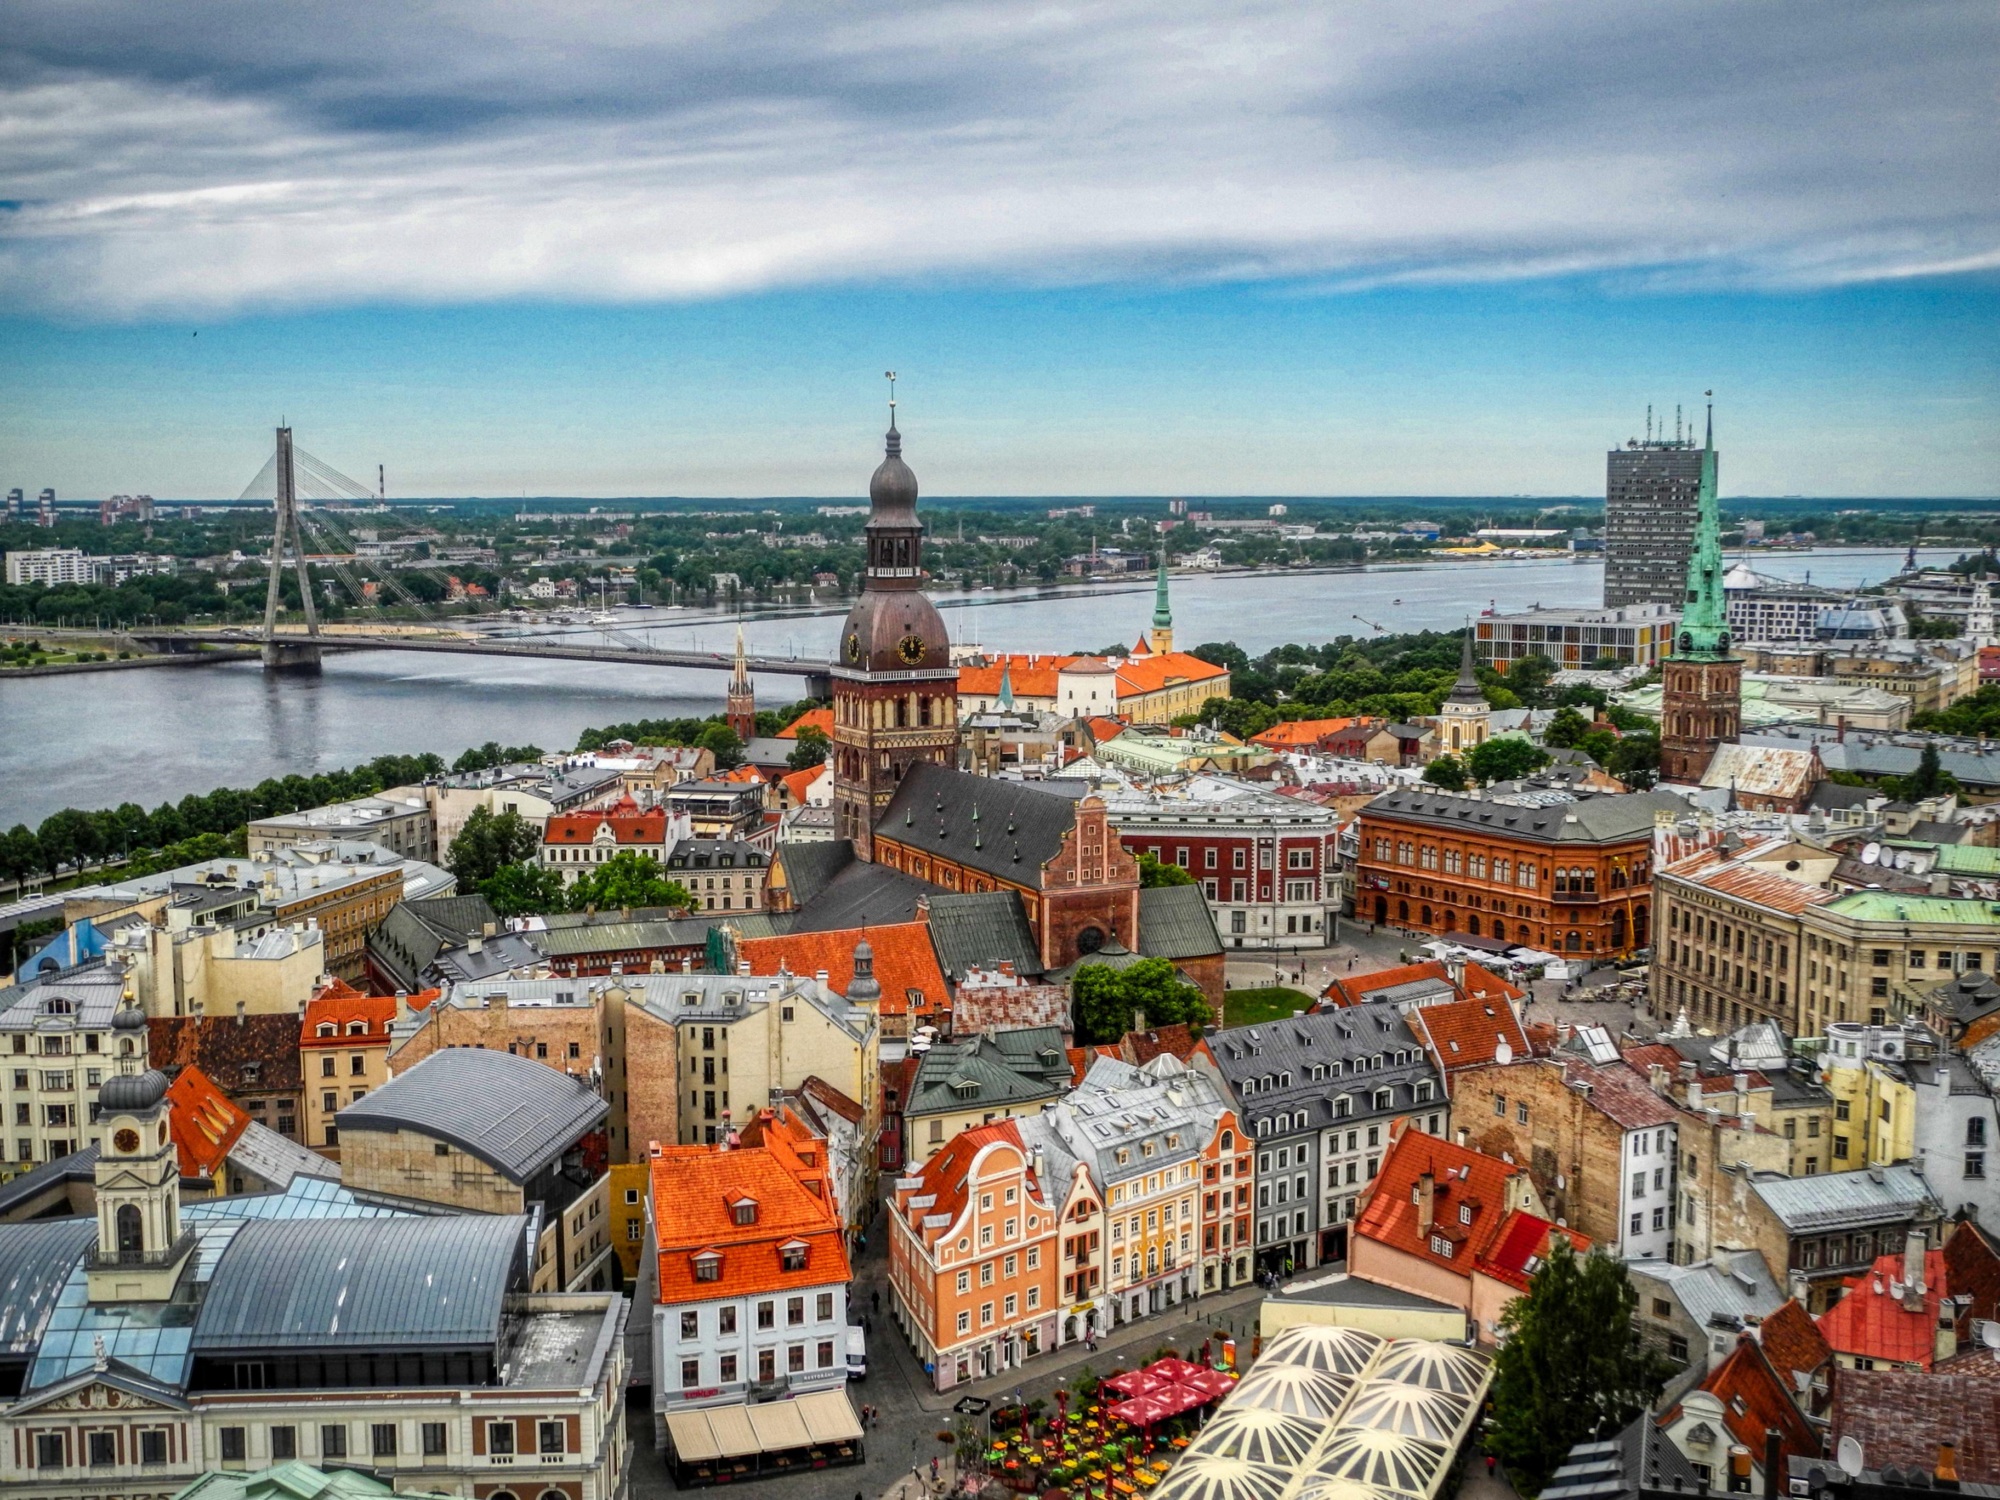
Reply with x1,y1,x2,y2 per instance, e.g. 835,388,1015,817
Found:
1658,404,1742,784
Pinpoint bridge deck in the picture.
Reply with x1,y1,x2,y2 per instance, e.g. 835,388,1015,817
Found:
126,630,833,677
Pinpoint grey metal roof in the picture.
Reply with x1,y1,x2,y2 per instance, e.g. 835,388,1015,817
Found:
1363,784,1686,844
1137,884,1225,961
367,894,497,992
0,1145,99,1219
878,763,1080,883
533,917,709,957
336,1047,608,1181
0,959,126,1032
193,1215,524,1351
1750,1162,1938,1231
1627,1253,1782,1331
226,1120,340,1190
906,1026,1070,1117
771,840,856,910
926,890,1045,980
0,1219,93,1355
1284,1271,1460,1313
1209,1005,1443,1138
784,859,936,933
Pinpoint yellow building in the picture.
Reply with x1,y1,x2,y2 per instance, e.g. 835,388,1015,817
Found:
1817,1022,1918,1172
608,1160,651,1282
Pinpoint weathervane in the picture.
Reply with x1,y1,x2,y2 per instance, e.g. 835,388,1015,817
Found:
885,370,897,416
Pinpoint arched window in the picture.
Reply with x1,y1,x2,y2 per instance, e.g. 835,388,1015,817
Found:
1565,931,1582,952
1468,915,1481,936
116,1203,144,1261
1492,920,1505,942
1220,1130,1233,1150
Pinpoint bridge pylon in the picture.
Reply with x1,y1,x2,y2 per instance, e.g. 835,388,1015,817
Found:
261,426,322,673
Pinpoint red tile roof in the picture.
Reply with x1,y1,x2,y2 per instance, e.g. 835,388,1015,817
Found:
545,795,669,844
648,1132,850,1304
777,707,835,740
1755,1298,1832,1408
1251,717,1371,749
163,1064,250,1179
1114,651,1229,698
1321,959,1523,1010
301,987,438,1047
739,921,948,1020
1668,1337,1818,1470
1945,1219,2000,1325
1663,847,1838,916
1832,1359,2000,1485
1558,1056,1680,1131
1475,1207,1589,1291
778,765,826,808
1817,1248,1949,1369
149,1015,304,1095
894,1119,1046,1250
1410,997,1530,1089
1354,1126,1546,1280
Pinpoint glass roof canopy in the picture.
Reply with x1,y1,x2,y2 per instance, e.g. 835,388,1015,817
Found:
1157,1331,1491,1500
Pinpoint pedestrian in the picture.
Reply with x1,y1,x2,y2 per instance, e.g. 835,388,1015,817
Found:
1486,1455,1497,1478
873,1288,881,1312
932,1456,940,1482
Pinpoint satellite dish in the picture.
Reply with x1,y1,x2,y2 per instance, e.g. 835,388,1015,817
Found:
1837,1437,1865,1478
1861,842,1881,865
1495,1040,1514,1067
1980,1319,2000,1349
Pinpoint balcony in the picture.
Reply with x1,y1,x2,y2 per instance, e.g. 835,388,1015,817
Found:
1551,890,1599,904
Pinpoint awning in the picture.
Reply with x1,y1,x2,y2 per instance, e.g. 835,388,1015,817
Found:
707,1403,762,1458
797,1388,865,1443
747,1401,811,1452
664,1409,722,1463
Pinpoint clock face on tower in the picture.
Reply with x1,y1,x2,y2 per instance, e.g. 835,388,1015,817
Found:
114,1128,140,1153
896,633,928,665
845,632,862,663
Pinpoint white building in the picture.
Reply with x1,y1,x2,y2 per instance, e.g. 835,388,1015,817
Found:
5,547,93,586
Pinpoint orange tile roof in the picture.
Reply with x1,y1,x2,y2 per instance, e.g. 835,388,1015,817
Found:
738,921,948,1020
1756,1298,1831,1395
896,1119,1046,1249
1087,717,1128,744
779,765,825,807
959,656,1067,700
301,987,438,1047
777,706,835,739
163,1064,250,1179
719,764,768,784
1252,717,1369,749
545,796,670,844
1666,1337,1818,1468
649,1133,850,1304
1411,997,1531,1087
1321,959,1523,1009
1114,651,1229,697
1817,1248,1948,1369
1664,847,1838,915
1354,1126,1540,1279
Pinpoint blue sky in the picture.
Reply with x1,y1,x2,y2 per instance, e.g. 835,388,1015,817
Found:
1,1,1996,499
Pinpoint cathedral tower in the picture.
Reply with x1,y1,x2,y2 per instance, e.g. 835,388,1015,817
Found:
1658,405,1742,784
831,390,960,858
726,623,757,742
1147,551,1175,655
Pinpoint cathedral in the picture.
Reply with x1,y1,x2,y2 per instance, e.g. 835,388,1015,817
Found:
1658,407,1743,784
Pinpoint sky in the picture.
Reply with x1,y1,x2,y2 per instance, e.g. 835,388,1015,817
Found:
1,0,1996,500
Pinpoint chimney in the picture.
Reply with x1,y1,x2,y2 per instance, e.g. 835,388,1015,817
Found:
1902,1229,1926,1308
395,989,411,1022
234,1000,246,1027
468,934,484,956
1937,1444,1960,1490
1417,1170,1436,1237
1763,1430,1782,1500
737,961,751,977
486,992,506,1011
482,920,497,937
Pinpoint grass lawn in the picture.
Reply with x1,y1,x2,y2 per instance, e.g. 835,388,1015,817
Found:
1222,986,1317,1027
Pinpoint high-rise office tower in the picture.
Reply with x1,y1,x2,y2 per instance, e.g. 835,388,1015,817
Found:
1603,411,1714,608
36,488,56,526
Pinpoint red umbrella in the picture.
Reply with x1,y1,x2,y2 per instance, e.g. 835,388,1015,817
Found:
1173,1367,1237,1403
1103,1369,1171,1397
1145,1357,1207,1385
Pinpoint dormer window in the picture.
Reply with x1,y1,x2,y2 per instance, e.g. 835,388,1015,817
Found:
780,1241,809,1272
346,1021,368,1035
692,1251,722,1282
316,1022,336,1038
730,1195,758,1226
1459,1204,1472,1225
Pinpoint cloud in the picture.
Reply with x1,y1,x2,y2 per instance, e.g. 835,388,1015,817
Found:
0,0,1995,315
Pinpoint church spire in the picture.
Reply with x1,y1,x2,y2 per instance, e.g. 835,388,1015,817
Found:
1446,621,1485,705
1671,398,1733,661
998,660,1015,712
726,622,756,741
1147,550,1175,655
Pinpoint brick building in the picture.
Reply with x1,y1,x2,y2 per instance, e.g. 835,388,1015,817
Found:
1355,782,1681,959
1103,776,1343,950
298,980,437,1158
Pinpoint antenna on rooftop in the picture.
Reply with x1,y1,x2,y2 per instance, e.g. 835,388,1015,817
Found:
1645,405,1653,444
1675,405,1683,446
885,370,897,417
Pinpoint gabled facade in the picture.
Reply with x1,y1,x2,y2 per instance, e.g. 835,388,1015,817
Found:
538,794,675,886
887,1120,1059,1390
646,1130,851,1429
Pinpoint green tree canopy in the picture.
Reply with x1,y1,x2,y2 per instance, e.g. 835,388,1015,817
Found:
1071,956,1211,1045
1135,851,1195,888
1503,653,1559,707
565,852,694,913
479,861,568,920
1542,706,1593,749
1883,741,1958,803
696,721,746,770
1486,1238,1673,1495
445,806,540,888
786,725,831,771
1467,737,1551,786
1421,755,1468,791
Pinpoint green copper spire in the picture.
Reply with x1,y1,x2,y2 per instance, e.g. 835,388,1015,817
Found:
998,660,1015,711
1152,550,1173,630
1672,402,1733,660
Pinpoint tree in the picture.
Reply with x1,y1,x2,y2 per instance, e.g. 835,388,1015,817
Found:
1486,1238,1672,1495
1467,737,1550,786
1135,851,1195,888
1504,653,1558,707
696,721,745,770
0,824,43,885
479,861,568,920
1604,732,1660,791
1884,741,1958,803
1542,706,1593,749
1421,755,1468,791
565,852,694,913
1071,957,1210,1045
786,725,831,771
445,806,540,888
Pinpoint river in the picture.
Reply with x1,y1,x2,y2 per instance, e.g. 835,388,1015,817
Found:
0,546,1964,826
